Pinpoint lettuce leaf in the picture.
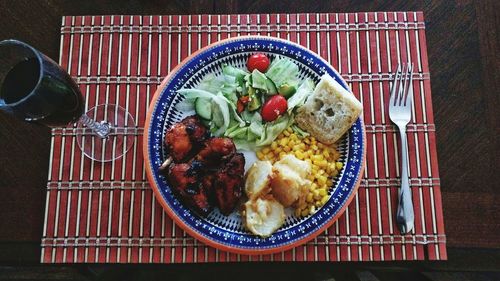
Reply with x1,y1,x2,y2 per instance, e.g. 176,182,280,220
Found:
265,57,299,88
287,78,314,111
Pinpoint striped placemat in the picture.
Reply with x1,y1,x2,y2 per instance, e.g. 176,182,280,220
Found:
41,12,446,263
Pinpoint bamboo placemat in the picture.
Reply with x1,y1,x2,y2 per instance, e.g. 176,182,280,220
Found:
41,12,446,263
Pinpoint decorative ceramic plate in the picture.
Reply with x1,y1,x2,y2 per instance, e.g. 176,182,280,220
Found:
144,36,366,254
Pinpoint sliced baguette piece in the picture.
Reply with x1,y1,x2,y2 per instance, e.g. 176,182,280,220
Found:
295,74,362,144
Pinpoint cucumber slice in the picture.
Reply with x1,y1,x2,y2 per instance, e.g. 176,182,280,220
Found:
195,97,212,120
251,69,268,90
265,58,299,89
211,102,224,128
265,78,278,95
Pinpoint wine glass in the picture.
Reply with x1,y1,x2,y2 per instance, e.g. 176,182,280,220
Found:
0,39,135,162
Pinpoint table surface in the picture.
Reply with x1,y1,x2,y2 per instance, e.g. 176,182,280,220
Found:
0,0,498,274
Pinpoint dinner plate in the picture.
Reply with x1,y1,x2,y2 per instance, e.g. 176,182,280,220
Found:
144,36,366,254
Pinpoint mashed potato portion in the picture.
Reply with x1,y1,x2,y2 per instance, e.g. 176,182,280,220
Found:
243,155,312,237
243,196,285,237
271,155,311,207
245,161,273,200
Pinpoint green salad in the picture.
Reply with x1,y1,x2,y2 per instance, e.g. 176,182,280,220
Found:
176,54,315,151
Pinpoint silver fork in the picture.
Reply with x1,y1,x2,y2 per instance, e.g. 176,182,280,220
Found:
389,62,415,234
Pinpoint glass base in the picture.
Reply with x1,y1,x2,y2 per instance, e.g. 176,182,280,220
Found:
76,104,135,162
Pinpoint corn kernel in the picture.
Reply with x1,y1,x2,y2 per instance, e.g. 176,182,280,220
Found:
279,138,289,146
336,162,343,170
321,195,329,205
279,152,286,159
306,193,314,203
262,147,270,154
257,151,264,160
318,176,327,185
283,146,292,152
301,209,309,217
295,151,304,159
318,188,327,196
329,163,337,171
286,127,293,133
315,201,322,207
295,208,302,217
311,144,318,151
312,155,323,162
311,168,319,176
283,130,290,136
313,189,320,197
322,150,330,158
290,133,298,140
292,145,301,151
309,205,316,214
271,141,278,150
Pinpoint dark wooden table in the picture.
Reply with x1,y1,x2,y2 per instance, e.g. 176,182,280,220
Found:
0,0,498,280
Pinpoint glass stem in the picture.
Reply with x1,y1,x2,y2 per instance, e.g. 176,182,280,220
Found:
78,114,111,139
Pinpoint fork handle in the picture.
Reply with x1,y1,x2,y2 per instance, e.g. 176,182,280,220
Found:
396,125,415,234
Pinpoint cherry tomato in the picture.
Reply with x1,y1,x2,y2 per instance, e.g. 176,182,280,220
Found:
247,53,270,72
261,95,288,122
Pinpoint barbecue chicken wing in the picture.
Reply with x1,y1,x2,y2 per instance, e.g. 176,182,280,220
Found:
167,161,212,215
165,116,209,162
195,137,236,168
214,153,245,215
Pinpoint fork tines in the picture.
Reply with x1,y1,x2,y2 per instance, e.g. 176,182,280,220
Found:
390,62,414,107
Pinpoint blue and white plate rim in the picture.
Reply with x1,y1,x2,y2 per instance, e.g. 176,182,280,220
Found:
143,35,366,254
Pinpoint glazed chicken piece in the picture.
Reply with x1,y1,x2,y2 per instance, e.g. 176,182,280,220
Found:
201,173,216,205
165,116,208,162
195,137,236,168
167,161,212,215
162,118,244,216
213,153,245,215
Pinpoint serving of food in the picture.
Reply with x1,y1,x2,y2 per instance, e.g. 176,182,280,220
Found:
144,36,366,254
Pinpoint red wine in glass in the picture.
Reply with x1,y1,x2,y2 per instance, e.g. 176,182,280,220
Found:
0,39,135,161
